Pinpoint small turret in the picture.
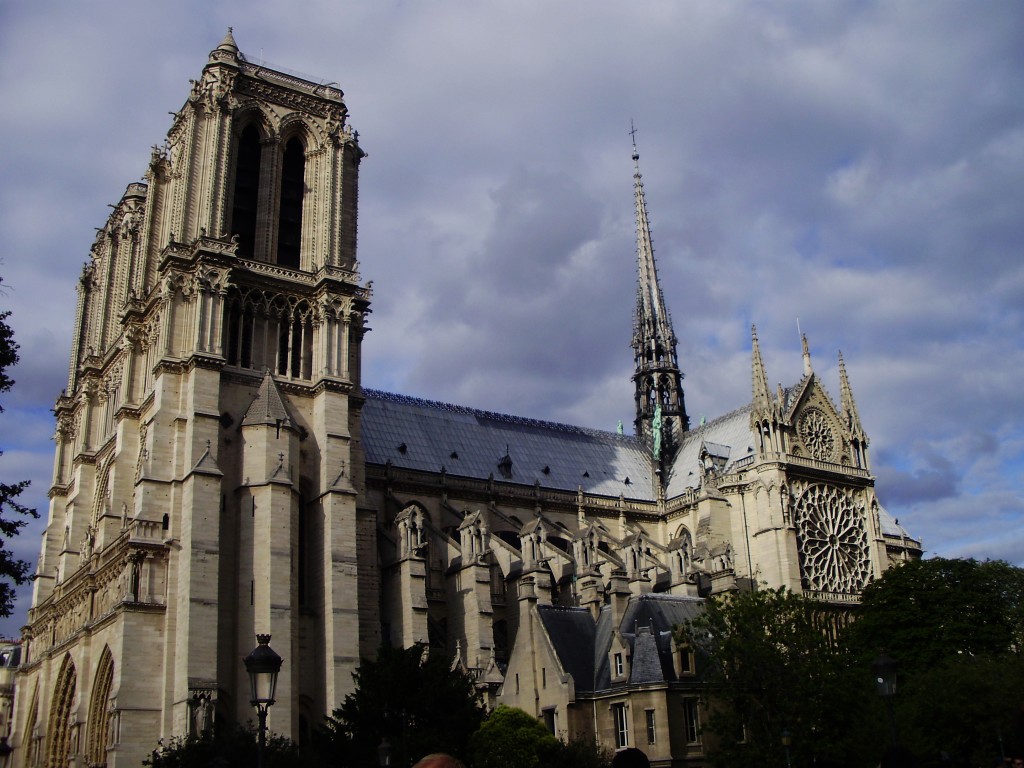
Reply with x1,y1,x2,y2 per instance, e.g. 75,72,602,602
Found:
212,27,239,59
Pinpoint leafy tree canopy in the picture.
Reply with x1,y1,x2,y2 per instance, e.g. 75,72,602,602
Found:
321,644,485,768
144,723,311,768
846,558,1024,765
848,557,1024,670
678,560,1024,767
0,281,39,617
466,705,559,768
677,586,874,768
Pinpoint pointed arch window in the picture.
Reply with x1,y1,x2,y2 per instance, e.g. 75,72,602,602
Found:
46,655,77,768
21,683,39,768
86,649,115,766
231,124,262,260
277,137,306,269
224,289,314,381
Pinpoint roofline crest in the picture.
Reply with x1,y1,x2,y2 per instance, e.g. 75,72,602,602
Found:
363,389,642,442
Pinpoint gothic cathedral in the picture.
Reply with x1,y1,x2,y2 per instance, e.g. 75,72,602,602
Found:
12,33,920,767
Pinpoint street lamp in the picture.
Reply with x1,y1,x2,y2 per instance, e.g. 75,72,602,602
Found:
871,653,899,744
781,730,792,768
377,737,393,767
244,634,283,768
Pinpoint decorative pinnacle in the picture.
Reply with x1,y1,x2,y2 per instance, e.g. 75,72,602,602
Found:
751,324,773,411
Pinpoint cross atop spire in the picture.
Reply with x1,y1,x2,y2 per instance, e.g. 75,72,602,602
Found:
630,128,688,465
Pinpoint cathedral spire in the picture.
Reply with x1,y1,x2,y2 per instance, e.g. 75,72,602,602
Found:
801,332,813,376
630,127,688,462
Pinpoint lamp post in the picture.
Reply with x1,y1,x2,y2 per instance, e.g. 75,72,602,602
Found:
781,730,792,768
871,653,899,745
377,737,393,767
244,634,283,768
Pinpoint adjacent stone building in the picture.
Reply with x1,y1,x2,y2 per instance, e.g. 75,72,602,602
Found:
12,33,920,767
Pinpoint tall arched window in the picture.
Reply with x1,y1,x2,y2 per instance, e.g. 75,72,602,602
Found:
21,683,39,768
277,137,306,269
231,124,262,260
86,648,115,766
46,655,77,768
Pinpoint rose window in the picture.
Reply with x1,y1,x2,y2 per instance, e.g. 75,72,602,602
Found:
798,408,837,461
794,483,870,594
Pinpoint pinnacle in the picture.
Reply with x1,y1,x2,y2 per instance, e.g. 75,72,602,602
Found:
751,325,773,411
218,27,239,53
210,28,240,64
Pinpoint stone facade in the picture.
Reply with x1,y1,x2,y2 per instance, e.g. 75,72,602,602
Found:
11,33,920,768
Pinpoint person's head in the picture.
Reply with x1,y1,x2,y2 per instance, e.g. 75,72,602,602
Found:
411,754,465,768
612,747,651,768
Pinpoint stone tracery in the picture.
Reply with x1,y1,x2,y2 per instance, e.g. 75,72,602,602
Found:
794,482,870,594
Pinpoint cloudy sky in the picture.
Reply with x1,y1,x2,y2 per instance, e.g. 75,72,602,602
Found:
1,1,1022,634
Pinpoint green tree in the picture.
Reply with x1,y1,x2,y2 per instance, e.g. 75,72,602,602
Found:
320,644,485,767
676,586,875,768
848,558,1024,766
466,706,559,768
850,557,1024,670
144,723,310,768
555,735,611,768
0,281,39,617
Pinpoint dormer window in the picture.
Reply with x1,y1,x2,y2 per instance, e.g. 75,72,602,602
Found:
614,652,624,677
678,647,694,675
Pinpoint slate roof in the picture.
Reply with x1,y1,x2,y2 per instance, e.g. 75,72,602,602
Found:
361,389,918,542
665,405,756,497
878,505,916,540
536,594,705,693
242,370,295,427
362,390,657,500
534,605,597,689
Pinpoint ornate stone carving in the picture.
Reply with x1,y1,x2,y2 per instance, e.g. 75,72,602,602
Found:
798,407,837,461
794,483,870,594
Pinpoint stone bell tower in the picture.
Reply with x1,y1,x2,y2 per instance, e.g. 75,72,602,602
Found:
15,30,369,766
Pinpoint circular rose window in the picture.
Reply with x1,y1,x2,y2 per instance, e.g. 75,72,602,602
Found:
794,483,870,594
798,408,837,461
